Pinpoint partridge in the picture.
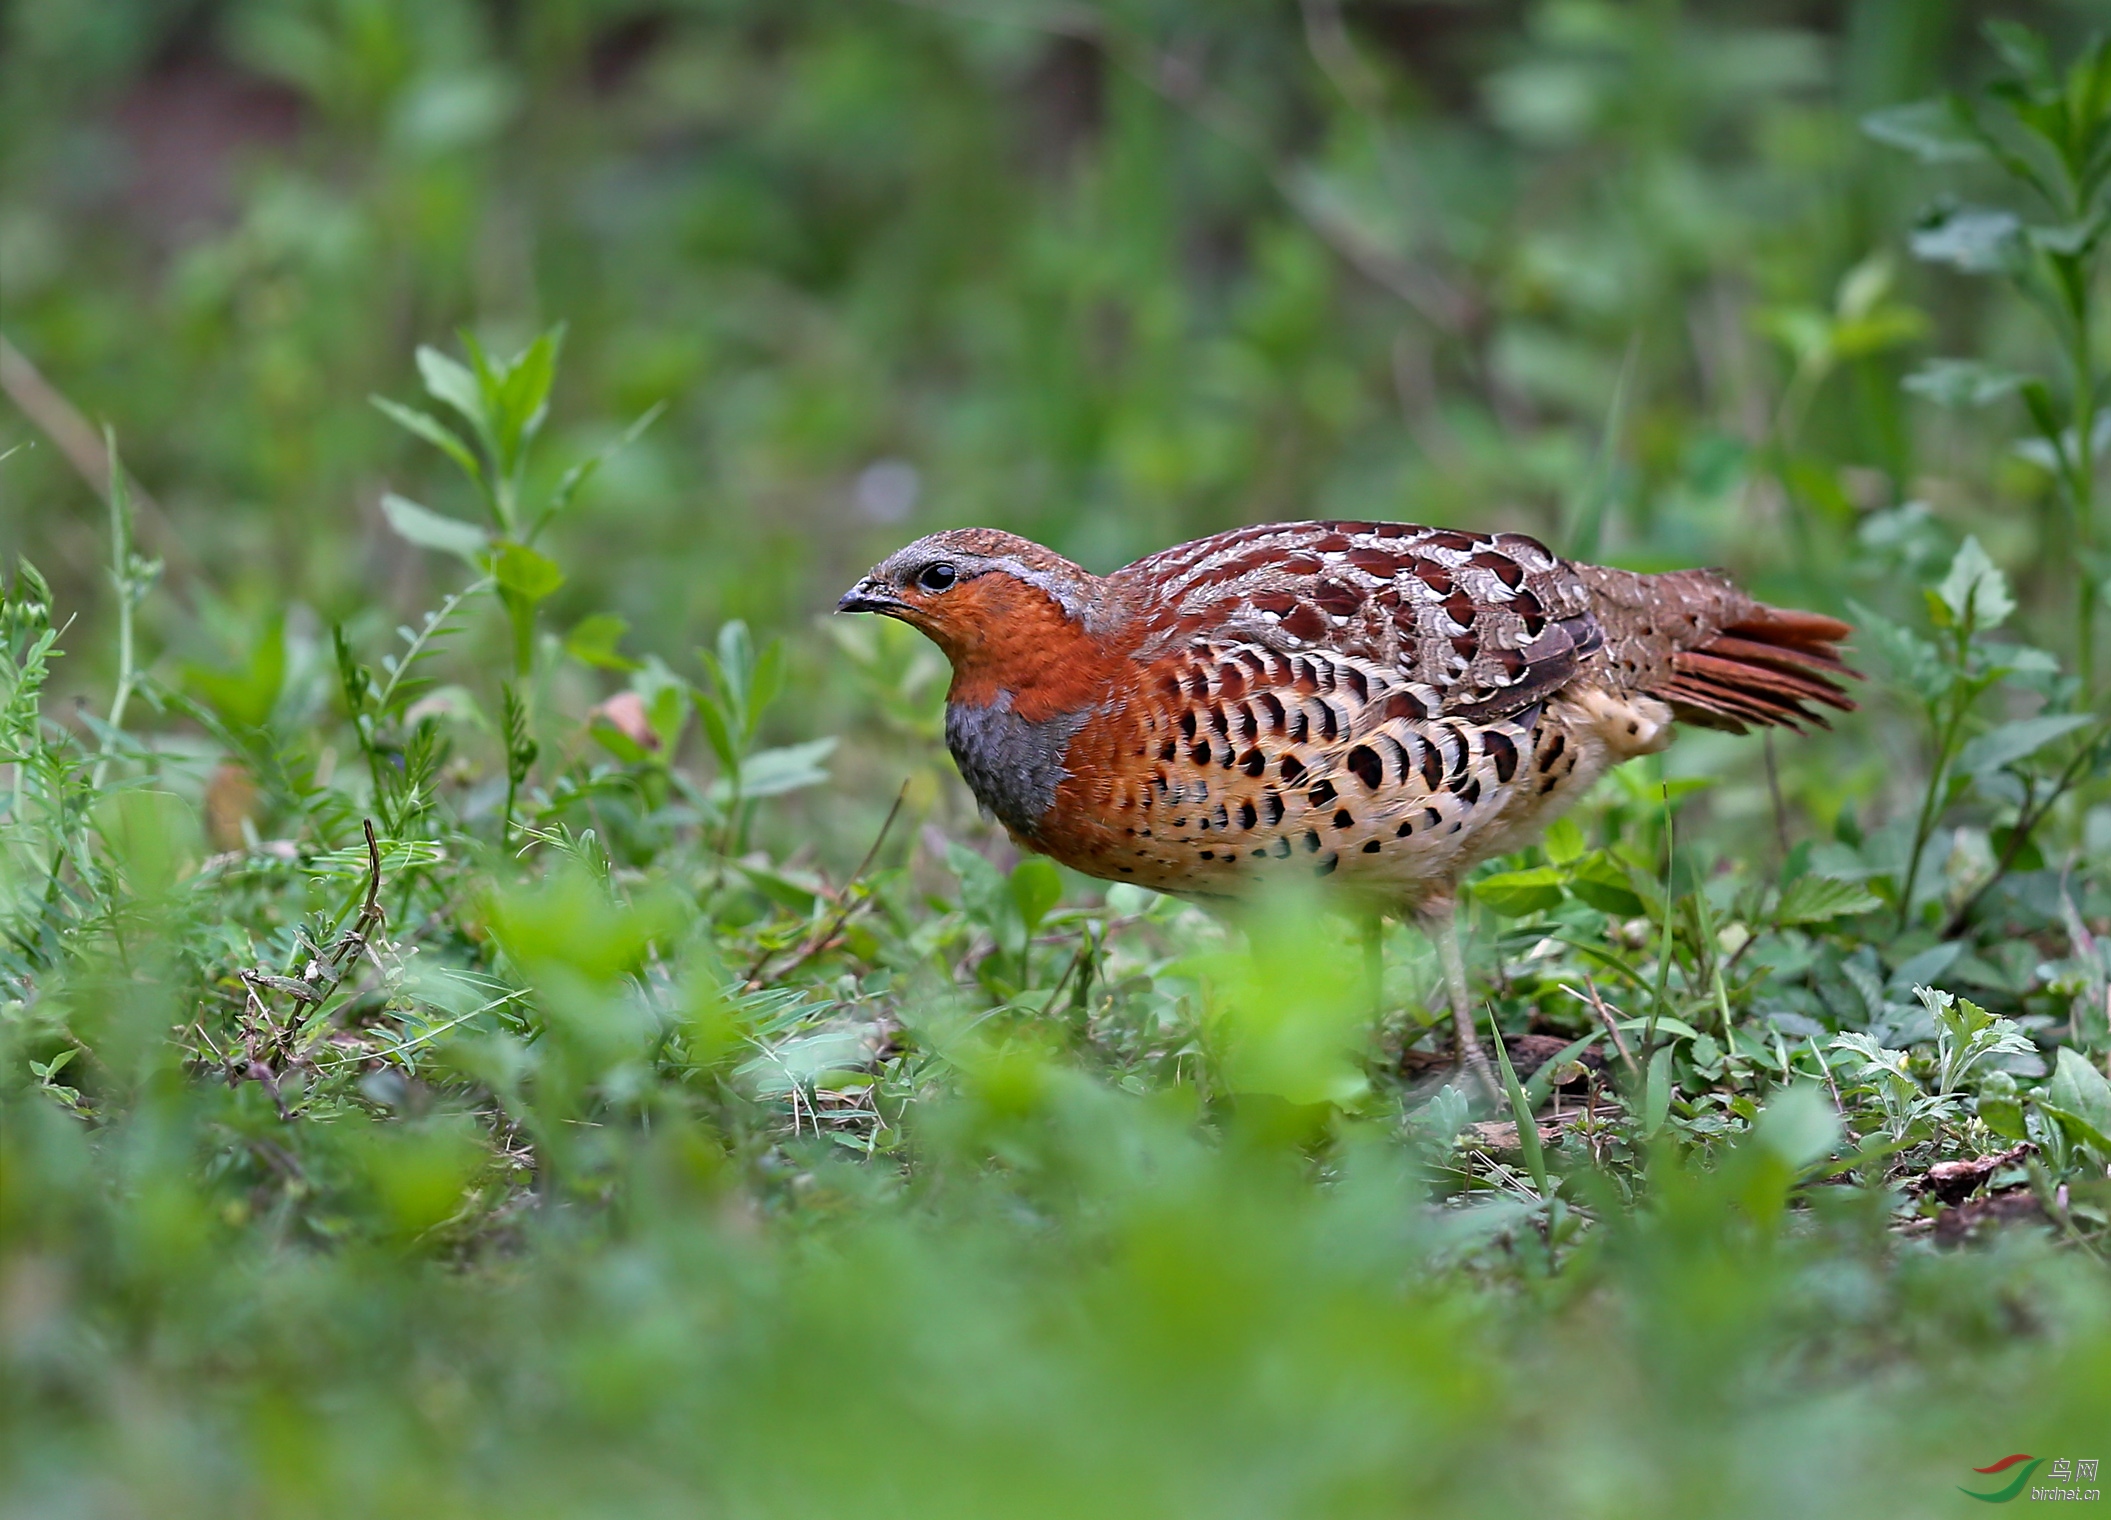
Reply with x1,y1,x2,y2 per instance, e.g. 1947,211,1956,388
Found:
839,521,1855,1091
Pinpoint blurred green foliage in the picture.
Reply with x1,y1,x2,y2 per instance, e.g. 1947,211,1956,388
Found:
9,2,2111,1515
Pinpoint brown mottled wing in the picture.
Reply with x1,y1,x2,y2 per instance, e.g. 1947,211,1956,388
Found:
1046,641,1562,899
1114,521,1602,721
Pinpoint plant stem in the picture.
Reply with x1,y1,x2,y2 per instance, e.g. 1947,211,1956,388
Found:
89,431,137,793
1645,780,1676,1058
1940,725,2107,937
1897,642,1975,931
2067,293,2098,698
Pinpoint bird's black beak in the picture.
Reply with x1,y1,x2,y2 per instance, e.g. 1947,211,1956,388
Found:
836,577,905,616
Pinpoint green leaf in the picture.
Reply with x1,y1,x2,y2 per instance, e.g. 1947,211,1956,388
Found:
1934,536,2015,630
181,610,286,731
1641,1045,1673,1137
1775,875,1882,926
1977,1094,2029,1141
1908,205,2021,274
747,640,786,742
2047,1046,2111,1138
1471,866,1566,917
2026,212,2111,259
1956,713,2093,778
1614,1014,1705,1044
1861,99,1990,163
93,789,202,897
1849,601,1949,700
1009,857,1063,939
1520,1029,1604,1111
709,738,836,802
1491,1018,1550,1198
947,842,1014,935
2019,380,2066,464
1568,851,1645,916
493,327,561,463
416,345,489,441
627,660,689,758
589,714,656,766
2040,1103,2111,1158
1901,358,2028,409
1983,20,2053,85
693,693,739,776
1754,1084,1840,1170
488,541,565,604
565,614,638,671
1542,815,1586,865
488,541,563,675
382,493,491,566
370,397,484,485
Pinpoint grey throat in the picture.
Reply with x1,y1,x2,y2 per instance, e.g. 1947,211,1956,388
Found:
944,692,1093,841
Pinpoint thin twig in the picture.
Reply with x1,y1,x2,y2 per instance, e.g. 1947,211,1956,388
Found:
1805,1034,1847,1120
1035,926,1098,1021
89,428,144,792
1577,973,1639,1082
0,333,197,577
744,783,908,987
231,821,389,1108
1940,726,2106,939
1763,732,1789,863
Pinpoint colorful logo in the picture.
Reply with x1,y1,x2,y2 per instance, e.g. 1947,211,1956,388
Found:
1962,1456,2043,1504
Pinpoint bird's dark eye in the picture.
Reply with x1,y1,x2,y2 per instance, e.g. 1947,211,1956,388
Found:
915,562,959,593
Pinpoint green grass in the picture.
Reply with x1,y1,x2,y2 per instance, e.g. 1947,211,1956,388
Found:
7,5,2111,1515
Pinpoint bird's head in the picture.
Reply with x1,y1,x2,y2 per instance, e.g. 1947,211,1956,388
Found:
838,529,1114,701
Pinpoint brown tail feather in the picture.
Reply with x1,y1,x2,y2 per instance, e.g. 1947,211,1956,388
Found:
1663,606,1860,733
1574,563,1861,733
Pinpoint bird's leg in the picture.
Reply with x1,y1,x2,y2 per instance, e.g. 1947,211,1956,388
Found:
1420,894,1498,1101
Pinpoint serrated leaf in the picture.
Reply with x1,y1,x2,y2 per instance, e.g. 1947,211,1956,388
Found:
1849,600,1949,700
1776,875,1882,926
1471,866,1566,917
946,842,1012,931
1935,536,2015,629
1956,713,2093,777
381,492,490,565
